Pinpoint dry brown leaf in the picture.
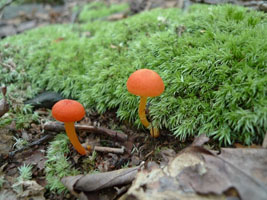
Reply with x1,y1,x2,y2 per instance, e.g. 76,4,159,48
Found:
218,148,267,186
64,166,141,192
121,136,267,200
121,147,224,200
23,150,47,170
12,180,45,200
61,175,83,197
0,86,9,118
0,127,13,155
178,151,267,200
0,189,18,200
62,165,143,199
191,134,210,146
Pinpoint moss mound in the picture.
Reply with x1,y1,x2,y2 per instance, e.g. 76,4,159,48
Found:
1,4,266,145
78,1,129,22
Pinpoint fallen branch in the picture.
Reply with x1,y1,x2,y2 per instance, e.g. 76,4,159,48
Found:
94,146,124,154
44,121,128,142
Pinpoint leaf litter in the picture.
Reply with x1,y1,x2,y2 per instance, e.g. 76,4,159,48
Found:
121,135,267,200
62,164,143,197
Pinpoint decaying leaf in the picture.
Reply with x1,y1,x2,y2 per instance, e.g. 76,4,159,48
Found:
0,86,9,118
191,134,210,146
178,150,267,200
23,150,47,170
12,180,45,200
218,148,267,186
0,189,18,200
0,127,13,155
121,138,267,200
61,165,143,199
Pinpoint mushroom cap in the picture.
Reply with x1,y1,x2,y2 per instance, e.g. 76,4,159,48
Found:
127,69,165,97
52,99,85,122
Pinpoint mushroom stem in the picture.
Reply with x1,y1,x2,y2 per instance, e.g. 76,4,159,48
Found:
138,96,159,138
138,96,150,127
64,122,86,155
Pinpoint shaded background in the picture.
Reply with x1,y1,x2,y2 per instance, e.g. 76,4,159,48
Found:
1,0,266,38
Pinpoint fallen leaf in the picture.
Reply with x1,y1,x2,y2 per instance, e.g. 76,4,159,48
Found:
61,175,83,197
0,86,9,118
191,134,210,146
0,189,17,200
23,150,47,170
62,165,143,199
158,148,176,167
0,128,13,156
69,166,140,192
12,180,45,200
121,136,267,200
218,148,267,186
178,152,267,200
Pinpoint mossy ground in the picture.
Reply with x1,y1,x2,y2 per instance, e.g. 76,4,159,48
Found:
77,1,129,22
1,3,266,146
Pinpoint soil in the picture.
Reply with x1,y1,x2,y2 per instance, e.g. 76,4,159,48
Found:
1,106,194,199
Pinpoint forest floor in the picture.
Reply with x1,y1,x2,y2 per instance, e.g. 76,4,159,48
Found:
0,0,267,200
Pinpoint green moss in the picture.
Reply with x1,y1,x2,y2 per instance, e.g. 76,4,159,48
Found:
78,2,129,22
45,134,79,193
1,4,266,145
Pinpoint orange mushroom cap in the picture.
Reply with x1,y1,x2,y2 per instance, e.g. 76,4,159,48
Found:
127,69,164,97
52,99,85,122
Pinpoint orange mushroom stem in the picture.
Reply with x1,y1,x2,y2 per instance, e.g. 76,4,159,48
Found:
138,96,150,128
64,122,86,155
52,99,87,155
127,69,164,138
138,96,159,137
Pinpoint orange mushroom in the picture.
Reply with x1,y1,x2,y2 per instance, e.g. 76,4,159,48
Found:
127,69,164,137
52,99,87,155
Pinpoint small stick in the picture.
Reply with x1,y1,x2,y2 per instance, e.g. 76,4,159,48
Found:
44,122,128,142
114,185,130,197
94,146,124,154
8,134,54,157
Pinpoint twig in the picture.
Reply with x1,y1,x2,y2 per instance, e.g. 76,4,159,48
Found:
114,185,130,197
8,134,54,157
94,146,124,154
44,121,128,142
